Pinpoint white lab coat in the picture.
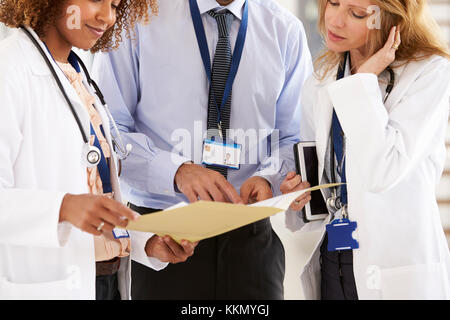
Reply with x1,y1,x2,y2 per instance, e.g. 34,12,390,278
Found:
287,54,450,299
0,28,163,300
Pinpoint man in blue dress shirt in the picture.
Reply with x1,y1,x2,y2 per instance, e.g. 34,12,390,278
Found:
92,0,312,299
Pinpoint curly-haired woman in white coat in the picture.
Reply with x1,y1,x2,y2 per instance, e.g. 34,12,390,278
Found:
0,0,196,300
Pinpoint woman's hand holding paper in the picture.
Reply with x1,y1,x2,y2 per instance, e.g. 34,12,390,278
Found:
280,171,311,211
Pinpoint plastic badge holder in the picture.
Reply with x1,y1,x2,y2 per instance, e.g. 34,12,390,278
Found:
326,218,359,251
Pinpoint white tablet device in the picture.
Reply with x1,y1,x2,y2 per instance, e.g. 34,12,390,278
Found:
293,141,329,222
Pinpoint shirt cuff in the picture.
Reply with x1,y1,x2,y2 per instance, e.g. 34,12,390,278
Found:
326,73,388,146
146,257,169,271
327,72,385,124
174,160,194,193
253,161,290,197
130,230,169,271
57,222,72,247
149,150,192,197
252,171,276,193
36,191,68,248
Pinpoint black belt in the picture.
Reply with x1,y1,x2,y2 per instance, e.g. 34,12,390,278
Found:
96,257,121,276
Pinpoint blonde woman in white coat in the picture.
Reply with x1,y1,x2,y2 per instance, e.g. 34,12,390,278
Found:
281,0,450,300
0,0,196,300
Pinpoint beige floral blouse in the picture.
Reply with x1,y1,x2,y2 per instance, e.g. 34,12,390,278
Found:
57,61,130,262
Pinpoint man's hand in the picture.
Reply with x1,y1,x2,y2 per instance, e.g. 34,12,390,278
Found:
240,176,273,205
175,162,243,204
145,235,198,264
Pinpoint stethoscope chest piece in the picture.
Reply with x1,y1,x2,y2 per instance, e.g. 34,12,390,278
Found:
326,194,342,212
21,26,132,165
84,144,102,168
326,196,337,211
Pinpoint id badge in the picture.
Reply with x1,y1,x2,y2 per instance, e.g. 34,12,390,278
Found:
112,228,130,239
202,138,242,170
326,218,359,251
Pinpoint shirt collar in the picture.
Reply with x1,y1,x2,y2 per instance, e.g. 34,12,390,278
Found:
197,0,246,20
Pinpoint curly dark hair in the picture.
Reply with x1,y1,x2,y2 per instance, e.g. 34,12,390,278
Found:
0,0,158,52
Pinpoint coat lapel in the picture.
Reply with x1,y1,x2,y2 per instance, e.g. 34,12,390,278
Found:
23,26,122,202
313,67,338,187
382,61,408,112
23,27,91,141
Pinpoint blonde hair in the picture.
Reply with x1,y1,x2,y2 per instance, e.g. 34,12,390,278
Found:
314,0,450,80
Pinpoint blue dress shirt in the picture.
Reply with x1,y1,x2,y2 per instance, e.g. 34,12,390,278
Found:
91,0,313,209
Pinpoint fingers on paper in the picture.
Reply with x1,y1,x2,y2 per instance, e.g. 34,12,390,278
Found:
183,188,199,203
205,183,226,202
299,181,311,190
101,197,139,222
97,208,129,228
180,239,197,254
239,184,252,205
290,192,312,211
217,179,243,204
163,236,184,256
196,187,213,202
163,236,195,263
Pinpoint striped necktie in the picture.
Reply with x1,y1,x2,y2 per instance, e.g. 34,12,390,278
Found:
206,9,233,178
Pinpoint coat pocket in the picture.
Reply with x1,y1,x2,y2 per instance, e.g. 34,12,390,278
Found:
0,275,82,300
380,262,449,300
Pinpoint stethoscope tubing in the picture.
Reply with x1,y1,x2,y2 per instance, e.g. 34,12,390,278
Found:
21,26,90,145
20,26,130,161
328,52,395,211
70,50,131,158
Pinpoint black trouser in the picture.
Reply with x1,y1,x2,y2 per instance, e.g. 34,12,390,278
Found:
96,273,121,300
129,204,285,300
320,233,358,300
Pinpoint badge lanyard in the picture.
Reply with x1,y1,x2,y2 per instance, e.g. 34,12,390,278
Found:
48,48,113,195
326,52,395,251
65,53,127,237
330,53,349,211
68,57,127,238
326,51,359,252
189,0,248,137
90,125,113,194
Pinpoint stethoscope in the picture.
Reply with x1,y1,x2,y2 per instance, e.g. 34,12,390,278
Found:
21,26,132,168
326,51,395,214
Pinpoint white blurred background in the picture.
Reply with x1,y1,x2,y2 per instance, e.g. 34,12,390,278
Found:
0,0,449,300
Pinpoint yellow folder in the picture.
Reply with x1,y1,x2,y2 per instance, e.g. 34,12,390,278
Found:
124,183,342,243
